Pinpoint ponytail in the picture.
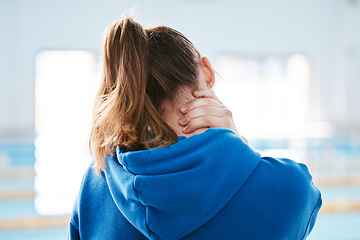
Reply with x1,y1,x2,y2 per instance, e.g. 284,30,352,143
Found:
90,17,178,173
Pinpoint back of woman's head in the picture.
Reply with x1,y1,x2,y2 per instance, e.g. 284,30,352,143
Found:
90,17,201,172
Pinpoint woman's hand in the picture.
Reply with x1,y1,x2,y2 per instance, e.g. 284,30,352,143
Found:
179,89,248,144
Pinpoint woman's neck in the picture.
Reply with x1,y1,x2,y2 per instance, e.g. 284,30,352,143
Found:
160,91,208,138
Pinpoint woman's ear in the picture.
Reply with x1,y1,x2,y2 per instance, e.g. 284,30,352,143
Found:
200,56,215,88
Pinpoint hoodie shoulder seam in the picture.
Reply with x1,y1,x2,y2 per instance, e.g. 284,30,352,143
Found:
133,175,152,239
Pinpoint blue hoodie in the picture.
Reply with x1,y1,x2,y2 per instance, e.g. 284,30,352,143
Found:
68,128,322,240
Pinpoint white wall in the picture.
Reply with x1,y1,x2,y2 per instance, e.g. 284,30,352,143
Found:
1,0,359,139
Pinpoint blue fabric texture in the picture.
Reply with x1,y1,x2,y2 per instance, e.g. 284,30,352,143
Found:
68,128,322,240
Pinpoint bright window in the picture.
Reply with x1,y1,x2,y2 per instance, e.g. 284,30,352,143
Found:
34,50,99,215
214,54,332,140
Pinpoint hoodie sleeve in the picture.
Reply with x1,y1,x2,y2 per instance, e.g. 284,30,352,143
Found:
67,164,90,240
68,194,80,240
68,219,80,240
303,194,322,239
260,157,322,239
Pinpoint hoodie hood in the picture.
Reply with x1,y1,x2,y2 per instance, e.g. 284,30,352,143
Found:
104,128,261,240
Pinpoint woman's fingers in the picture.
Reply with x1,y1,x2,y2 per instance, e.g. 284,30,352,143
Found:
183,115,230,133
180,97,223,114
178,90,246,144
179,105,228,126
182,112,247,144
179,96,230,133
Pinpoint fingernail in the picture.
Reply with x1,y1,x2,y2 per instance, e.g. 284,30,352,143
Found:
183,126,188,133
180,106,188,113
179,117,185,125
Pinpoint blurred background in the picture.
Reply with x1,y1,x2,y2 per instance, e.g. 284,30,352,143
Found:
0,0,359,239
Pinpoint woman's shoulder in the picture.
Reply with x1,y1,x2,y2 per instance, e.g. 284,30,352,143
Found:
259,157,316,188
237,156,322,238
256,156,322,214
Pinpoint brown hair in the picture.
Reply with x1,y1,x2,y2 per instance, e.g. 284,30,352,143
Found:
89,17,201,172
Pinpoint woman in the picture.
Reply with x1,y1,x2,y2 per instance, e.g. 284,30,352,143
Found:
68,17,322,240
